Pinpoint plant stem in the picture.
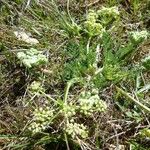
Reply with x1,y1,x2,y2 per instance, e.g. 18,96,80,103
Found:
116,86,150,113
63,79,80,150
64,133,70,150
64,78,79,104
87,37,91,54
67,0,73,23
40,90,60,105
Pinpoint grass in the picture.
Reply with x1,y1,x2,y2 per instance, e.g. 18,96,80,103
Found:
0,0,150,150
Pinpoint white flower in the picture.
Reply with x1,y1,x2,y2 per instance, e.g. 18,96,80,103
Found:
65,122,88,139
17,48,48,68
29,107,54,134
97,6,119,19
78,89,107,116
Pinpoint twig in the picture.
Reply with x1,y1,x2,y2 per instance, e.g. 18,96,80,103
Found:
40,90,60,105
106,131,126,142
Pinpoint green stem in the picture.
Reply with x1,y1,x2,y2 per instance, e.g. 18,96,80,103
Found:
64,78,80,104
64,133,70,150
116,87,150,113
63,78,80,150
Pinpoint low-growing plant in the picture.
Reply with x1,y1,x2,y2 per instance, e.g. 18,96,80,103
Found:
22,6,149,149
17,48,48,68
1,1,150,150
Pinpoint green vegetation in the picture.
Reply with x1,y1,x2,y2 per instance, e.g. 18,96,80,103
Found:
0,0,150,149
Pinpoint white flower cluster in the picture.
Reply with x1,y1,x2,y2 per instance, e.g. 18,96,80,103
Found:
84,6,119,37
29,81,43,93
84,10,104,37
97,6,119,18
29,107,54,133
78,89,107,116
65,121,88,139
86,10,98,23
130,30,148,43
97,6,119,25
61,103,76,117
17,48,48,68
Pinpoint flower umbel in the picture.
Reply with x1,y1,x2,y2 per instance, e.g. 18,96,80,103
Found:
84,10,104,37
97,6,120,25
17,48,48,68
29,107,54,134
78,89,107,116
65,121,88,139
